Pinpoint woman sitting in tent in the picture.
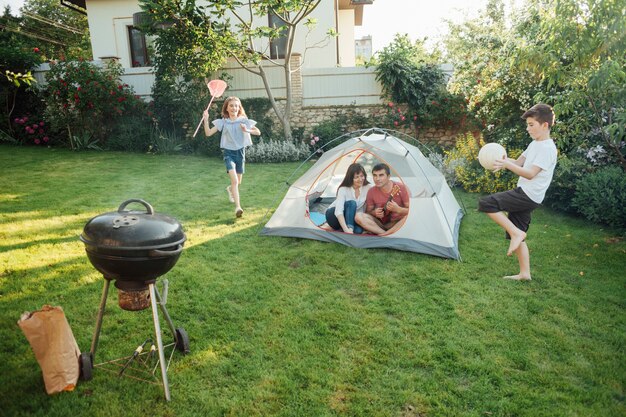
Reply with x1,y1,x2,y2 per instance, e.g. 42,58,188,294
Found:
322,163,372,234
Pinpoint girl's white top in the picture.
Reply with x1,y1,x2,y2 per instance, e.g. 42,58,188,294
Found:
212,117,256,150
517,138,558,203
329,184,373,216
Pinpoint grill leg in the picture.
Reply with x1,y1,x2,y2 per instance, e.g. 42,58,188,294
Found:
153,284,177,340
149,283,171,401
90,278,111,361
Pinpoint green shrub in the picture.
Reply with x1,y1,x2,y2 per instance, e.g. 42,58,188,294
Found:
105,112,153,152
543,155,589,214
572,166,626,228
302,107,373,152
148,125,184,155
246,138,310,163
374,34,472,131
43,59,152,149
445,132,521,194
429,152,462,188
240,97,275,140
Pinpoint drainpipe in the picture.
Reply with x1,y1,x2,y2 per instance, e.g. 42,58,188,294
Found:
335,0,339,65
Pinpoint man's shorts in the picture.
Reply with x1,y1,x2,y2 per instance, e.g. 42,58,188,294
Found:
223,148,245,174
478,187,540,239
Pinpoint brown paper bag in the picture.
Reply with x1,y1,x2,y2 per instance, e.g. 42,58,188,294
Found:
18,305,81,394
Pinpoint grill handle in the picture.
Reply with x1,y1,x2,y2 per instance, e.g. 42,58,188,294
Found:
118,199,154,215
149,244,183,258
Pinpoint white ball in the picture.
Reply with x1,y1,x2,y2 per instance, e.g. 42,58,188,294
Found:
478,143,507,171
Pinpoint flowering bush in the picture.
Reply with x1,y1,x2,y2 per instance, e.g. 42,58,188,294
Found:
308,133,322,155
445,132,521,194
12,115,50,145
44,59,152,149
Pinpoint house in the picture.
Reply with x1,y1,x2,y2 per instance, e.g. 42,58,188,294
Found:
61,0,374,70
52,1,460,145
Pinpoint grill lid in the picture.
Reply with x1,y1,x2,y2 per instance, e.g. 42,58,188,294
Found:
80,199,186,250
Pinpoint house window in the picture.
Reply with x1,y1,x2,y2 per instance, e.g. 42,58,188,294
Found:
268,12,288,59
128,26,150,67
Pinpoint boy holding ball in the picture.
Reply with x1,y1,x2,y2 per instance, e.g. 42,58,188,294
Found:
478,103,558,281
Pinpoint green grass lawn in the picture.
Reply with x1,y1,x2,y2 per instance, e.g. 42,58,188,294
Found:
1,145,624,417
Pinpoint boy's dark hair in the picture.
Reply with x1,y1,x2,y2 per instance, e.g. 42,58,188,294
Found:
521,103,555,127
372,163,390,175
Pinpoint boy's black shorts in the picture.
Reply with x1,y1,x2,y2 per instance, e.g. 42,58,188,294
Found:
478,187,540,239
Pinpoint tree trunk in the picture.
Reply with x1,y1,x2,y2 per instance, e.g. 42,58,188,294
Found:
257,63,293,141
282,54,293,141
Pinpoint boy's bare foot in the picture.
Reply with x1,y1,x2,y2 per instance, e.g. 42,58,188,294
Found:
507,230,526,256
235,208,243,218
503,274,532,281
226,186,235,203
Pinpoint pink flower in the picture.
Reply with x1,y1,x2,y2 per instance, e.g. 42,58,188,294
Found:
413,116,417,121
43,136,49,142
39,129,44,134
401,116,405,121
32,124,39,129
34,138,41,144
310,140,315,145
39,121,44,126
33,47,40,53
314,136,319,142
394,121,398,126
388,102,394,107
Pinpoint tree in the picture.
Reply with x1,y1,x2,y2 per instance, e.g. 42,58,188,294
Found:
374,34,469,135
9,0,91,61
223,0,334,141
515,0,626,169
444,0,541,149
139,0,334,141
444,0,626,168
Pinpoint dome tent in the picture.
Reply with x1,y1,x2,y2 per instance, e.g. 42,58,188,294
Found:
260,128,464,259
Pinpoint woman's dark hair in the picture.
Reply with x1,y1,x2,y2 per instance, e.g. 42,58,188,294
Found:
338,163,370,190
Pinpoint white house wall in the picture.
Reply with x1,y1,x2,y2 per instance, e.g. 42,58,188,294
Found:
84,0,342,70
337,9,355,67
85,0,142,68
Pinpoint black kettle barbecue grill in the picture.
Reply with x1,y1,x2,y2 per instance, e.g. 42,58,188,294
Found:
79,199,189,401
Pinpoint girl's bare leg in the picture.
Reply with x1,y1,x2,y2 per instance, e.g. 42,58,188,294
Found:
228,170,243,217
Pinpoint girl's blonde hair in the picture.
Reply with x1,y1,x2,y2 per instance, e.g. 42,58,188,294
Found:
221,96,247,118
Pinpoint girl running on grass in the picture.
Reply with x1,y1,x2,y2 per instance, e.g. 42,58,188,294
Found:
202,97,260,218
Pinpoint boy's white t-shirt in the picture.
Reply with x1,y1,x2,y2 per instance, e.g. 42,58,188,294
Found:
517,138,558,204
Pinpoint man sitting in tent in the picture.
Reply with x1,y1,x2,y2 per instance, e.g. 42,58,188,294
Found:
355,163,410,236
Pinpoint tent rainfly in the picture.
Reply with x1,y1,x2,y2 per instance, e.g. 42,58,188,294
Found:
260,129,464,259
